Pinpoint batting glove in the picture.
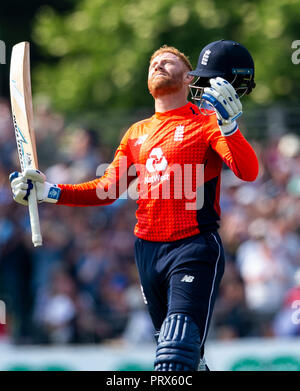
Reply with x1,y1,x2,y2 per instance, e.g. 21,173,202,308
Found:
9,169,61,206
202,77,242,136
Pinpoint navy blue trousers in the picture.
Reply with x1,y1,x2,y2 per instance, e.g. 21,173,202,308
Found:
134,231,225,354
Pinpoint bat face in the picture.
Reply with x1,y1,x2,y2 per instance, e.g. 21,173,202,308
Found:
12,112,32,172
9,41,42,247
10,42,38,172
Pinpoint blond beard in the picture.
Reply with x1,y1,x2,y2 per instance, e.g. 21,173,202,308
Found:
148,73,183,98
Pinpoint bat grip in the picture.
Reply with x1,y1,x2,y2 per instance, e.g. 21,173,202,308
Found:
28,185,43,247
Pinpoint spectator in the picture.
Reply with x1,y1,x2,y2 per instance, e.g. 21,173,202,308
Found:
272,268,300,337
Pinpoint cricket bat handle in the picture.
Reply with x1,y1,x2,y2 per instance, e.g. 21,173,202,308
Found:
28,185,42,247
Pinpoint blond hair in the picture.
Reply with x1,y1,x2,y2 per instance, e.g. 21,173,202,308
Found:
150,45,192,71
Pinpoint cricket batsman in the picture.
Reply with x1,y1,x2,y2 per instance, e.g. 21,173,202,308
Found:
10,40,259,371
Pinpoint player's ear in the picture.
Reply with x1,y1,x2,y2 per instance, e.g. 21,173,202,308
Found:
183,71,194,86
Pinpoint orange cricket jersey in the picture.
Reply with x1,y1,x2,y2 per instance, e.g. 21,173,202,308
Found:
57,102,259,241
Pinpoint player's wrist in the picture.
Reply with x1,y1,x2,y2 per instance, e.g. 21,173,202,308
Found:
39,182,61,203
218,120,238,136
19,169,61,204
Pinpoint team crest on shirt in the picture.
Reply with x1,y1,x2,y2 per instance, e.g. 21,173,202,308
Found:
174,125,184,141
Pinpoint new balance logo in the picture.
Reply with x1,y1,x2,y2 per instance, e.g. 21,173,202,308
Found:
201,49,211,65
174,125,184,141
181,275,195,283
135,134,148,146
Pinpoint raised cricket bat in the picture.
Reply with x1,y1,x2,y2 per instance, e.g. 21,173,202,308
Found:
10,42,42,247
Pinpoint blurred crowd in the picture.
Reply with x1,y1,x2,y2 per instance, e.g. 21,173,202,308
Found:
0,97,300,345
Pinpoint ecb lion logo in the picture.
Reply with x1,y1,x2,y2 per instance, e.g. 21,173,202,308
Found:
146,147,168,173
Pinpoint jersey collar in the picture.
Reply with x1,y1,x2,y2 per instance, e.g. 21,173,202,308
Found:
155,102,199,120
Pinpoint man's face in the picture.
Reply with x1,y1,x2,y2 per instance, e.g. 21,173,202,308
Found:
148,52,188,98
